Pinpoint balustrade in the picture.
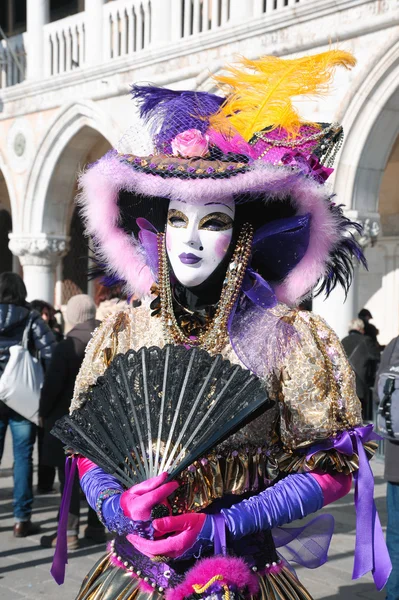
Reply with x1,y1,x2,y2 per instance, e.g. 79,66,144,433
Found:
103,0,152,60
254,0,302,14
0,33,26,88
1,0,309,87
43,13,86,77
180,0,230,38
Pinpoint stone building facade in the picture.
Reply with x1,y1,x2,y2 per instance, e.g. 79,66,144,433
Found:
0,0,398,342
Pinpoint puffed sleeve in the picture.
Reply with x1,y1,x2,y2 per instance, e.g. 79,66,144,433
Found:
272,309,377,475
272,309,391,588
70,309,136,413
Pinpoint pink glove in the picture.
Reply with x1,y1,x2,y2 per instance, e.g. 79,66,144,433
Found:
120,472,179,521
128,512,211,560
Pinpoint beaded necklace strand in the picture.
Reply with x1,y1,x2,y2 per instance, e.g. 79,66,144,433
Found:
157,224,254,354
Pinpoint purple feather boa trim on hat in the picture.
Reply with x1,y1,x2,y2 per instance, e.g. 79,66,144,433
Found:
79,151,347,305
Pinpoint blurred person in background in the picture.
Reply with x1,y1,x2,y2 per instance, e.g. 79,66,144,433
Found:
30,300,63,494
95,283,131,322
358,308,382,415
358,307,382,349
30,299,64,342
341,318,381,420
0,273,56,537
39,294,105,550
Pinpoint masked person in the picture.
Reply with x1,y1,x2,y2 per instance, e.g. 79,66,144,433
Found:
52,52,391,599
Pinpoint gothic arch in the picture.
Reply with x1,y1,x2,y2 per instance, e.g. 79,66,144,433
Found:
334,38,399,216
0,156,14,273
24,100,119,236
0,151,18,222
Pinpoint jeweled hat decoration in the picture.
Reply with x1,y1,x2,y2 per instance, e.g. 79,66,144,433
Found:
127,50,354,177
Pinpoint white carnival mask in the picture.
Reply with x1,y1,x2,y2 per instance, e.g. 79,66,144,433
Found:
165,197,235,287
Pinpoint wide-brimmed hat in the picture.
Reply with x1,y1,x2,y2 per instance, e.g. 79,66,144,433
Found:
79,50,364,306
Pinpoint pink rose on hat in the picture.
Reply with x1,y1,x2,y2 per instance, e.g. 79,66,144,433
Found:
171,129,209,158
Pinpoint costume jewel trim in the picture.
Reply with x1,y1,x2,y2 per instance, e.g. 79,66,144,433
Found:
157,223,254,354
253,122,344,167
109,538,174,593
95,488,122,525
120,154,248,179
96,490,154,536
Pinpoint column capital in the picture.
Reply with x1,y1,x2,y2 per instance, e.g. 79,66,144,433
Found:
8,234,70,267
346,210,381,248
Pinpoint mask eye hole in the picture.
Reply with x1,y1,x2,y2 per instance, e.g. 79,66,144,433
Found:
168,209,188,228
199,212,233,231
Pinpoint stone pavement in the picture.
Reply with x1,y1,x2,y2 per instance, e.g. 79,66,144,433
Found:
0,432,388,600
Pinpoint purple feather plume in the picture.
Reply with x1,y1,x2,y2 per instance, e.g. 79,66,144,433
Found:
131,85,225,152
314,203,367,298
88,249,126,289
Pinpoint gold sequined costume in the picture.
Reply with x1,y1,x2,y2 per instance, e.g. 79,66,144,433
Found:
55,49,391,600
72,305,370,600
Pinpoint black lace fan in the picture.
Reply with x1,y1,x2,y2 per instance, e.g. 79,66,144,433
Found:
52,345,272,487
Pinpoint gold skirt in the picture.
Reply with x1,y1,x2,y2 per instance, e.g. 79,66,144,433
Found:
76,551,314,600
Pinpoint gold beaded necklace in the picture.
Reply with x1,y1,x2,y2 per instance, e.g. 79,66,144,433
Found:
157,223,254,354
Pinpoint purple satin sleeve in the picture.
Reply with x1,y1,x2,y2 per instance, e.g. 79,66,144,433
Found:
222,473,324,540
80,466,124,510
175,516,215,561
80,467,153,537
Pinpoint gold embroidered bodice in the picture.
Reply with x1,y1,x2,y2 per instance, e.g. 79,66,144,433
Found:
72,302,361,439
70,302,372,512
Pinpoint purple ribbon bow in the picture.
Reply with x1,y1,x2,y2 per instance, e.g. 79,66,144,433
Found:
307,425,391,590
137,217,159,277
280,151,334,184
51,456,78,585
242,268,277,309
213,513,227,556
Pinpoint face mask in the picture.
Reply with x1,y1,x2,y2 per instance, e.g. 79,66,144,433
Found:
166,197,235,287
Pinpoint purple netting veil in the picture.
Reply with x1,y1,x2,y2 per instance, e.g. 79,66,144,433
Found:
130,86,225,153
273,514,335,569
228,302,301,378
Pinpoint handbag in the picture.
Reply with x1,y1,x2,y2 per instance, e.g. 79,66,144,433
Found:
0,313,44,423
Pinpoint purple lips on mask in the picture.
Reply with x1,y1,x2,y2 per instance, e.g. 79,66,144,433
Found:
179,253,202,265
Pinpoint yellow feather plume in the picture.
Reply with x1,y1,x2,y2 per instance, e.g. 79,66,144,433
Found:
209,50,356,141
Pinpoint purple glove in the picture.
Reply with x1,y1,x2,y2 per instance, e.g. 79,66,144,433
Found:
130,473,324,558
79,465,134,535
80,467,177,537
222,472,324,540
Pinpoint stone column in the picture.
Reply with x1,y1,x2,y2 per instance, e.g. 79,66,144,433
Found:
26,0,50,80
312,213,380,338
229,0,255,21
151,0,173,44
85,0,105,66
9,235,69,304
312,271,358,340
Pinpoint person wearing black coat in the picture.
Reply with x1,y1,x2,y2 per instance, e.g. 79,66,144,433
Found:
39,294,104,550
0,273,56,537
30,300,64,493
341,318,381,419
